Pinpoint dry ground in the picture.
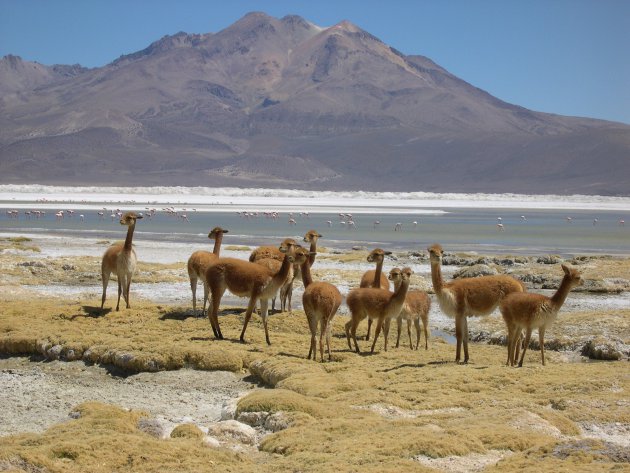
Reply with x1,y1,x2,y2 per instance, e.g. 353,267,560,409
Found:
0,292,628,472
1,240,629,472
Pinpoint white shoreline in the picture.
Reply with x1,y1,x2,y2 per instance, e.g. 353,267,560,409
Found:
1,185,630,213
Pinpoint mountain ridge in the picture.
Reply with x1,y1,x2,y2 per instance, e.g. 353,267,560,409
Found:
1,12,628,195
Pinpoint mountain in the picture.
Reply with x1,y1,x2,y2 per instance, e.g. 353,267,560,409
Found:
1,12,629,194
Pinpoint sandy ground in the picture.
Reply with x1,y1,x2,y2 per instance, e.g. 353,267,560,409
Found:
0,356,254,438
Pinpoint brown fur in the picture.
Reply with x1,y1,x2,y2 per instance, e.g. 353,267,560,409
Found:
206,244,295,345
278,229,323,314
501,264,583,367
345,267,412,354
360,248,391,341
250,238,297,312
428,243,525,363
389,267,432,350
249,238,296,263
100,211,143,311
187,227,228,316
299,246,342,362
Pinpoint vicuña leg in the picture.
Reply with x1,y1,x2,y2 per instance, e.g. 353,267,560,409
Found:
116,279,123,311
101,271,110,309
518,328,533,367
189,271,198,314
259,298,271,346
539,327,546,366
239,296,259,344
370,318,385,353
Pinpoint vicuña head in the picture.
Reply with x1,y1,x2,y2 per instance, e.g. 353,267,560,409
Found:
209,226,228,239
120,211,143,226
303,230,322,243
367,248,392,263
427,243,443,261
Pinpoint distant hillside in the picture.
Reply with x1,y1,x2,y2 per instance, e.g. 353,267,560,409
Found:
1,12,629,194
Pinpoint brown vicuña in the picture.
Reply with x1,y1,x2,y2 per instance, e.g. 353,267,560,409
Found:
283,229,323,314
187,226,228,316
206,242,296,345
428,243,525,363
346,266,412,354
501,264,583,367
298,246,342,362
360,248,391,341
389,267,432,350
100,211,143,311
250,237,297,312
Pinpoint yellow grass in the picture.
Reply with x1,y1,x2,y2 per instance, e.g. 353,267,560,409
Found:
0,291,628,472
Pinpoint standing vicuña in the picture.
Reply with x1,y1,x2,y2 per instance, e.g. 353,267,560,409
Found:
298,246,342,361
101,211,143,311
428,244,525,363
250,237,297,312
206,242,296,345
389,267,432,350
501,264,582,367
187,226,229,316
345,267,412,354
360,248,391,341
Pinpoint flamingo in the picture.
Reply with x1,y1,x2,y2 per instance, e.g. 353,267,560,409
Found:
373,221,380,229
394,222,402,231
497,223,505,231
288,218,297,226
520,215,527,221
593,218,598,226
566,217,573,223
620,219,626,227
326,220,332,227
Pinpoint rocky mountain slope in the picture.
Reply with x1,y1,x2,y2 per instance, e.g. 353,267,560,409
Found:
1,12,629,194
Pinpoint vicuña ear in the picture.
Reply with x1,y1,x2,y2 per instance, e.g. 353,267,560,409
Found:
222,229,229,233
561,264,570,275
385,251,392,255
317,233,323,237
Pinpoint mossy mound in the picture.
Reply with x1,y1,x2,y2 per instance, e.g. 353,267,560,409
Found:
1,296,629,472
170,423,204,439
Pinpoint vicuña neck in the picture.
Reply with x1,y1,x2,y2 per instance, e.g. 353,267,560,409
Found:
429,259,444,294
390,277,411,309
550,275,574,309
301,259,313,288
213,233,224,256
123,223,136,252
373,259,384,287
308,240,317,267
273,253,293,284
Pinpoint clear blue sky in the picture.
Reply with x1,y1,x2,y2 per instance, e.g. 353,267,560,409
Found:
1,0,629,124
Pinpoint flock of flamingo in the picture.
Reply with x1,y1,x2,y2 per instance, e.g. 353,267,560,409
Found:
97,211,587,367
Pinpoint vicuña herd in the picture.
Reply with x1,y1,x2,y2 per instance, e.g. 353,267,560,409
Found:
101,213,583,366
